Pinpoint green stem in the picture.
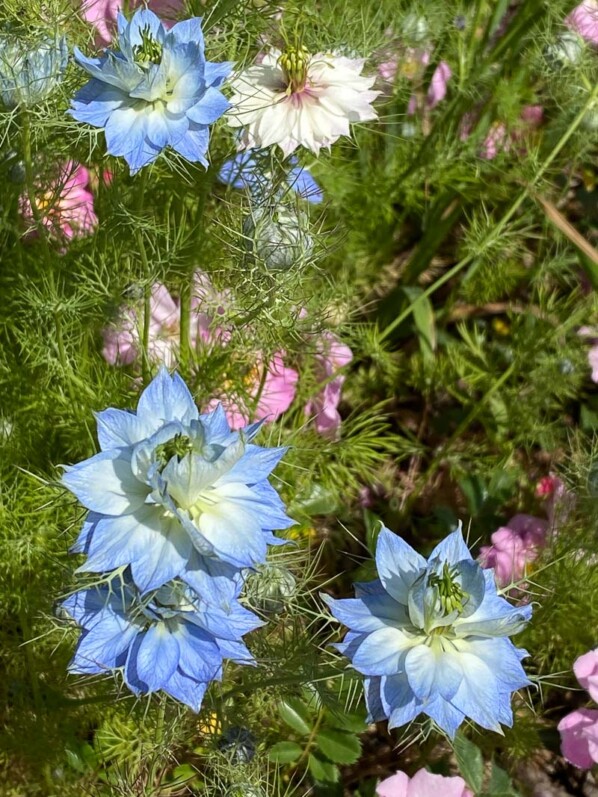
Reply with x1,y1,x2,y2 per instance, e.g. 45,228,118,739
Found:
380,79,598,343
21,111,75,402
179,167,216,374
293,708,325,772
134,170,152,384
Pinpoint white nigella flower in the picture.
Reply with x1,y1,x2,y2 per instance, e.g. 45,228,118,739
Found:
226,46,380,157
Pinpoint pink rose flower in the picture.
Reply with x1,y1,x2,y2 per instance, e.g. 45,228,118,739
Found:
574,650,598,704
81,0,183,47
478,513,548,588
206,352,298,430
19,161,97,246
305,331,353,438
565,0,598,46
376,768,472,797
558,709,598,768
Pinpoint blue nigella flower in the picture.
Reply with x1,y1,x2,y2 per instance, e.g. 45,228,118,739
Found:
0,32,68,108
324,525,532,737
63,575,263,710
219,150,323,204
70,10,232,174
63,367,293,600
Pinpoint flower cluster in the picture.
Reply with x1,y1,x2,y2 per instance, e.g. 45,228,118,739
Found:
325,526,532,737
559,649,598,768
62,367,293,709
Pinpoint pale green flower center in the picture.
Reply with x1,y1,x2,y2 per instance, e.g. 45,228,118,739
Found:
429,562,467,617
134,26,163,66
278,46,310,93
155,433,193,470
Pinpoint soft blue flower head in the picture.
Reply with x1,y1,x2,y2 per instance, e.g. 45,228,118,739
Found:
70,10,233,173
324,525,532,738
219,150,323,204
63,574,263,710
0,32,68,108
63,367,293,599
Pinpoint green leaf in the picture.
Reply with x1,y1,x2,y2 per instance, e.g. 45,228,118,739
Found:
454,732,484,794
268,741,303,764
308,753,339,783
278,698,313,736
403,286,437,361
316,729,361,765
327,710,368,733
484,761,521,796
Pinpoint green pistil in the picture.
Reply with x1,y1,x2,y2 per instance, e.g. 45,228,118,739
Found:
155,433,193,469
278,46,310,93
429,562,467,617
133,25,163,66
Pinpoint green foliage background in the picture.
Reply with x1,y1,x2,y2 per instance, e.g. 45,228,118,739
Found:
0,0,597,794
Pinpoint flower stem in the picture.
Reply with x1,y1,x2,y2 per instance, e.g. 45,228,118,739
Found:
134,170,152,384
21,110,75,399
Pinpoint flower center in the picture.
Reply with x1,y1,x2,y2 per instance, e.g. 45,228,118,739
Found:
155,433,193,470
278,46,310,93
133,25,163,66
429,562,467,617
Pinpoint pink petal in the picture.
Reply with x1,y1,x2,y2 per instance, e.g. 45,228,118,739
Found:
376,771,409,797
408,769,470,797
566,0,598,46
574,650,598,701
558,709,598,768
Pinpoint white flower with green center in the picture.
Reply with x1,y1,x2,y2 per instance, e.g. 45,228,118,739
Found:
226,46,380,157
324,526,532,737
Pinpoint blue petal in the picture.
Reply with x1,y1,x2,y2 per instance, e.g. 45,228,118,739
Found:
171,123,210,165
203,60,234,88
94,408,154,451
352,627,412,676
187,87,230,124
62,450,148,515
62,585,114,628
219,151,258,190
69,615,138,675
428,524,472,564
104,104,162,172
323,592,408,634
125,9,166,49
70,80,127,127
375,528,426,605
448,651,504,731
186,598,264,641
215,637,255,663
73,48,141,92
76,507,161,575
364,677,386,722
162,667,208,711
197,403,234,443
333,630,366,659
424,695,465,738
455,571,532,637
129,517,192,593
217,444,286,485
137,367,199,427
382,675,423,729
175,622,222,681
464,637,531,693
288,166,323,203
125,624,180,693
168,17,205,49
182,552,243,609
